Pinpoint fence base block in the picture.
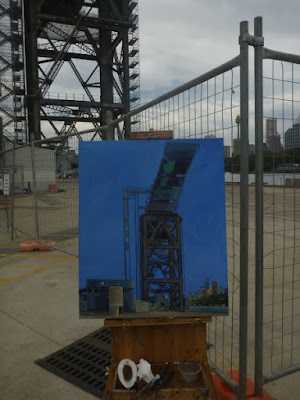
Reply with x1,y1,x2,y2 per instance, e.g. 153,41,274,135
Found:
213,370,275,399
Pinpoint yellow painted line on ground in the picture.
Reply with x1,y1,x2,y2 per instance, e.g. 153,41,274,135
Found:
0,245,22,248
41,234,77,236
0,239,20,241
0,260,71,287
0,253,76,259
0,264,43,268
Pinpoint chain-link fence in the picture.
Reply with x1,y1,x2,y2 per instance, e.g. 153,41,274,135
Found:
1,17,300,400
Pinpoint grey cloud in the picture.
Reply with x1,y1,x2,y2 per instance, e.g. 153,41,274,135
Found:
139,0,300,98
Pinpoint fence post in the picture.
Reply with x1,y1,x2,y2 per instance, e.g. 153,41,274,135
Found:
31,138,40,239
0,116,3,152
106,110,114,140
10,143,16,240
254,16,264,397
2,151,10,231
239,20,249,400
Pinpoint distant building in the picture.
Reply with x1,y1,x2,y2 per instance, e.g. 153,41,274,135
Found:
266,118,277,144
224,145,230,158
269,134,283,153
265,117,283,152
233,138,240,157
3,142,56,192
285,115,300,150
233,140,256,157
204,134,216,138
248,144,255,155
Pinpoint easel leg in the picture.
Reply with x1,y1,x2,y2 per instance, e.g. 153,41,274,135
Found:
103,366,115,400
202,360,220,400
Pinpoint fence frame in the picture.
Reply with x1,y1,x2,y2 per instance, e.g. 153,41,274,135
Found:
1,16,300,399
255,20,300,396
239,19,250,400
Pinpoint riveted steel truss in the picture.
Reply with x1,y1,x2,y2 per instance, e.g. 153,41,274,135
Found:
0,0,140,142
140,213,184,311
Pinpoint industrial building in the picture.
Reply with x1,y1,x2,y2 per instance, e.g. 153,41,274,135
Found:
3,140,56,192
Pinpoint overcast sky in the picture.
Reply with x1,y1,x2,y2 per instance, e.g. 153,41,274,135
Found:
138,0,300,100
45,0,300,142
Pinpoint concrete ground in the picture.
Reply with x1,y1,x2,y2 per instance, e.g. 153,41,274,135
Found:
1,183,300,400
0,229,101,400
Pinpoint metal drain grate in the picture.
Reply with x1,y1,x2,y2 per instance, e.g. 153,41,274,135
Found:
35,327,111,398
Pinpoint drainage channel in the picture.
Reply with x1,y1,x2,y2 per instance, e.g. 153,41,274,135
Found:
36,327,111,398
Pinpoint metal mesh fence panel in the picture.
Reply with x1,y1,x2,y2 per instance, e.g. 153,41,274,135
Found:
1,15,299,397
262,57,300,380
0,147,12,231
34,135,79,256
10,145,38,239
128,65,242,378
1,58,242,384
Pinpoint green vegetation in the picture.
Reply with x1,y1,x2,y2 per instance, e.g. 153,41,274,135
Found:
224,147,300,173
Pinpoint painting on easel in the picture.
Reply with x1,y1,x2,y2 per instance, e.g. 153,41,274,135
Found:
79,139,228,318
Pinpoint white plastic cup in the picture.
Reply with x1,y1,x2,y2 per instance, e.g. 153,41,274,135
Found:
178,362,201,383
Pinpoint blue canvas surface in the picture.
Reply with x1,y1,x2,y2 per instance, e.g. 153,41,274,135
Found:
79,139,228,316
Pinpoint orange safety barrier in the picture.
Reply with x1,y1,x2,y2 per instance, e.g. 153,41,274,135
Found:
213,371,275,400
19,241,55,252
49,184,58,192
38,241,55,251
0,205,12,210
0,199,12,204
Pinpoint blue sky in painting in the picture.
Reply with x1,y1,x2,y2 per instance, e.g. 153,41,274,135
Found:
79,139,228,298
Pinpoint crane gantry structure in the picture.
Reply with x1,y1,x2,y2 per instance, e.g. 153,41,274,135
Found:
123,142,200,311
0,0,140,143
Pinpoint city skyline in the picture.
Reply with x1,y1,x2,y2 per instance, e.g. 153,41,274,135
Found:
225,113,300,156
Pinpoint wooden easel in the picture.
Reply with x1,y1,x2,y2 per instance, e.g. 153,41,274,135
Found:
103,317,219,399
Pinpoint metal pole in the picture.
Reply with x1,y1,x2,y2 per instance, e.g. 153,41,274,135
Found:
106,110,114,140
213,365,239,394
10,144,16,240
0,117,3,152
239,20,249,400
263,363,300,384
24,0,41,140
3,156,10,231
254,16,264,397
31,139,40,239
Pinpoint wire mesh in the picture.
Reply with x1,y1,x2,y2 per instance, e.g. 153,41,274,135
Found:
0,138,80,255
0,147,12,231
262,58,300,377
130,66,242,376
35,135,79,255
0,62,242,380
